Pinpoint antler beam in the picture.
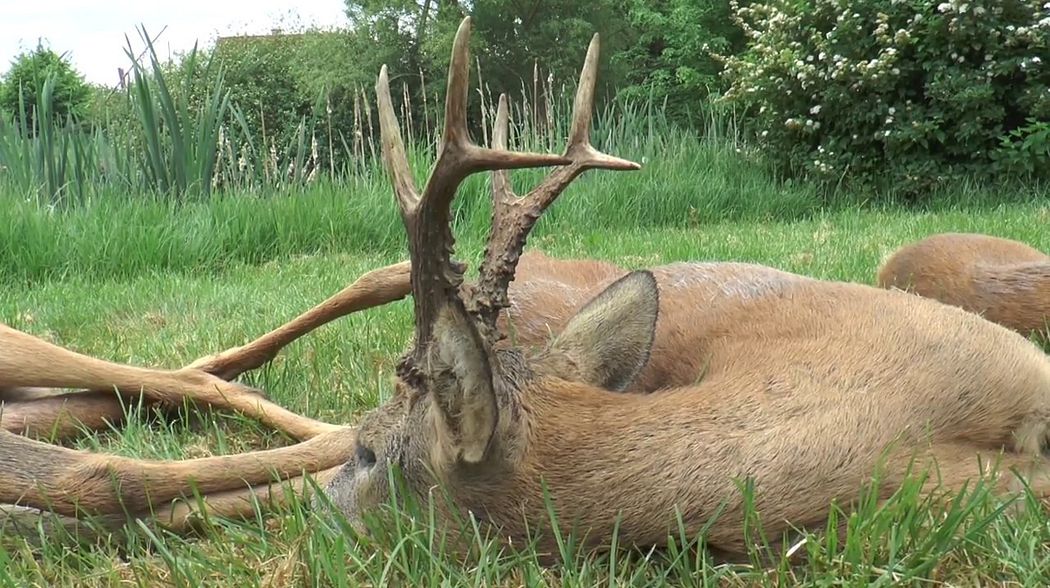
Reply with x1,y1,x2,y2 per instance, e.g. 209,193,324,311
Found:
468,34,642,338
375,17,573,373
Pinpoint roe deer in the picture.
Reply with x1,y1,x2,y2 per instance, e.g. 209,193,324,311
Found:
323,17,1050,558
0,229,765,536
0,201,745,535
0,252,606,534
878,232,1049,340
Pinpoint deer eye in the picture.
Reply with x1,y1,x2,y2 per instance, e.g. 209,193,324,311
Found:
355,441,377,469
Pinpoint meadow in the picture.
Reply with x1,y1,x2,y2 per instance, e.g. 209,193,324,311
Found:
2,100,1050,586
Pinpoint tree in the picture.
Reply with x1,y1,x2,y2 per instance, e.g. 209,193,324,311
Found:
342,0,746,129
616,0,744,122
0,43,91,127
343,0,635,127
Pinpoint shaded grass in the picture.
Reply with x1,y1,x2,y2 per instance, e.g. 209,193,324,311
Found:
2,203,1050,585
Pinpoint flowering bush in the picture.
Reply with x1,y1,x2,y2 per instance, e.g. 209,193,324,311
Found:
720,0,1050,193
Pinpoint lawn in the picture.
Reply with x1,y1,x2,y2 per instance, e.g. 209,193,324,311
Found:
2,112,1050,585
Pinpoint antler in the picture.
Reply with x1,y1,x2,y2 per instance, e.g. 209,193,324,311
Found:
468,35,641,338
375,17,571,374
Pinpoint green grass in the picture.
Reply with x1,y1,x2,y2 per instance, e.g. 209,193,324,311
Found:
3,128,1048,284
2,193,1050,585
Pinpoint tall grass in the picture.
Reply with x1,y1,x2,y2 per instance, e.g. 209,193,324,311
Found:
0,77,135,206
0,28,341,205
0,29,768,207
126,32,230,198
2,39,1046,284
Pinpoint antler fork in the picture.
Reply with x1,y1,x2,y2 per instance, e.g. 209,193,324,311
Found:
470,35,641,340
375,17,573,375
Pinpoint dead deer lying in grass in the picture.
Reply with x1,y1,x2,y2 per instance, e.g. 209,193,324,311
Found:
878,232,1050,341
322,18,1050,558
0,227,747,535
0,46,727,537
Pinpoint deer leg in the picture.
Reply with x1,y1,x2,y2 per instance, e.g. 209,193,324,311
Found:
0,324,338,441
188,261,411,380
147,463,344,531
0,464,344,541
0,387,74,402
0,425,354,519
1,390,137,440
0,263,410,442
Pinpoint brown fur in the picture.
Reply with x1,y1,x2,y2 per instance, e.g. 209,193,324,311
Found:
507,251,808,391
327,18,1050,560
878,233,1050,339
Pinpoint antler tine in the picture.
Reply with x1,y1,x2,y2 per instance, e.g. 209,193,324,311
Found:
565,34,641,170
467,35,642,337
376,65,421,215
414,18,571,219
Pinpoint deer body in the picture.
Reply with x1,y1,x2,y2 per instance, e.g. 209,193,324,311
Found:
344,266,1050,555
508,253,808,391
324,18,1050,560
878,233,1050,338
482,277,1050,554
0,240,794,532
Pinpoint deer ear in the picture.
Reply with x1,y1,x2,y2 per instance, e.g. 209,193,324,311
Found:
430,306,498,464
545,270,659,391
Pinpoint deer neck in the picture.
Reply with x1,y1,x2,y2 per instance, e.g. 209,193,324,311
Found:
444,377,738,550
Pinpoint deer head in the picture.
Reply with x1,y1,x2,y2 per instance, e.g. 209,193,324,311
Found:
324,17,649,530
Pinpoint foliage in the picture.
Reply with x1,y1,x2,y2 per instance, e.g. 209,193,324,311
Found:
342,0,742,129
212,35,309,152
617,0,745,122
0,75,129,206
0,28,340,205
721,0,1050,193
124,34,232,197
0,44,92,128
458,0,635,98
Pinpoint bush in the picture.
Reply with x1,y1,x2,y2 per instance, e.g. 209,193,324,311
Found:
213,35,309,151
721,0,1050,193
0,44,91,128
617,0,745,123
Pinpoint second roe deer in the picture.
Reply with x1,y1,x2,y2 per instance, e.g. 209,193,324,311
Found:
878,232,1050,340
323,17,1050,558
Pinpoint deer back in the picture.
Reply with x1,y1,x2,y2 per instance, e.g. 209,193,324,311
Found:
878,233,1050,337
507,251,808,392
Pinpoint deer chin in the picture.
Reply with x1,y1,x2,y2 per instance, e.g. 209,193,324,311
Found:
321,461,369,532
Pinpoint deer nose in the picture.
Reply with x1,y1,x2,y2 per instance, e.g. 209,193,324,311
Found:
355,441,377,469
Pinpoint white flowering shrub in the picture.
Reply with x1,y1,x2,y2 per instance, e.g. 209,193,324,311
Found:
720,0,1050,193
